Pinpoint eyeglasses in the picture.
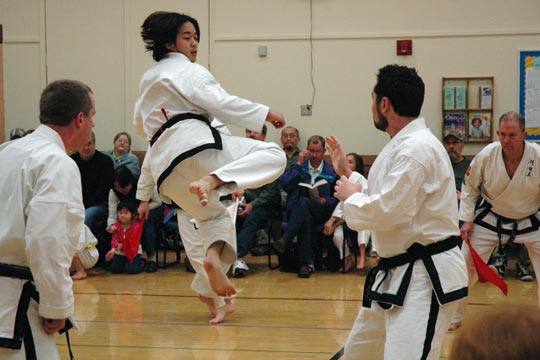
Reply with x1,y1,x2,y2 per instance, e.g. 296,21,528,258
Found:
281,134,297,139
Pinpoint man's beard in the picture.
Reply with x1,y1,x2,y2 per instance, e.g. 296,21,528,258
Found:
448,151,459,162
373,108,388,132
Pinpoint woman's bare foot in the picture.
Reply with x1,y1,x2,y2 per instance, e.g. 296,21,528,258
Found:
357,244,366,270
203,255,237,298
189,175,222,206
198,295,217,317
209,300,236,325
71,270,87,280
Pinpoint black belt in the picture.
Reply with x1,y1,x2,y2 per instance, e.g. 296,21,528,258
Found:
0,263,74,360
474,201,540,254
362,236,461,309
150,112,210,147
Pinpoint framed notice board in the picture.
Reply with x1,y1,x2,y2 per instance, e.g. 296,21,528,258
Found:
519,50,540,141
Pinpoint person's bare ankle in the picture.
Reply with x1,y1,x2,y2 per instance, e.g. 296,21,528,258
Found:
209,301,236,324
203,255,237,297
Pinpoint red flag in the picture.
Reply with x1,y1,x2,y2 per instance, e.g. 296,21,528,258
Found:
466,241,508,296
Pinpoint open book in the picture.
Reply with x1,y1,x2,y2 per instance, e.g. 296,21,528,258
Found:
298,179,328,198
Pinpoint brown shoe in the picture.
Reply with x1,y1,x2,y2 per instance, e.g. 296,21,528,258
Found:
273,238,287,254
297,265,311,278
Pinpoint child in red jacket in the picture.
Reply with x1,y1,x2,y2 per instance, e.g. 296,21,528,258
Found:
106,202,145,274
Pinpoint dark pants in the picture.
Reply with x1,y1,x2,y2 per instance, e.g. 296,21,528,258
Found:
236,207,275,258
284,197,332,263
140,206,162,258
111,254,145,274
85,204,107,236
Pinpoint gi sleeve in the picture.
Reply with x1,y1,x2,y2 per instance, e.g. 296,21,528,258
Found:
136,145,155,202
107,190,119,227
25,158,83,320
175,69,269,132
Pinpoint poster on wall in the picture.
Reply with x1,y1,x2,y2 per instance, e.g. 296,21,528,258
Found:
519,50,540,141
443,113,466,140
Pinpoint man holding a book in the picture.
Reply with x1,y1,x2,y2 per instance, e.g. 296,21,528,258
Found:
276,135,338,278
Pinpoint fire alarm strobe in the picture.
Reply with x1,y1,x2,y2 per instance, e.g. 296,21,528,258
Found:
397,39,412,56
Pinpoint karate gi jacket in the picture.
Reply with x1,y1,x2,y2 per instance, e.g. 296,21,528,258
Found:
133,52,269,203
343,119,468,307
0,125,84,358
460,141,540,222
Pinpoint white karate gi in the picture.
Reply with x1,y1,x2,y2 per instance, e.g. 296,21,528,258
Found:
134,52,285,275
341,119,468,360
0,125,84,360
452,141,540,324
75,225,99,270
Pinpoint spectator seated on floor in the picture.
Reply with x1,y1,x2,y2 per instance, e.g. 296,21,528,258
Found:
107,166,162,273
105,131,141,178
232,126,282,278
71,131,114,240
275,135,338,278
106,201,146,274
324,153,369,272
71,225,100,280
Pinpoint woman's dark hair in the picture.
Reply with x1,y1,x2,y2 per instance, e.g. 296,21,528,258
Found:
347,152,365,176
141,11,200,61
113,166,136,188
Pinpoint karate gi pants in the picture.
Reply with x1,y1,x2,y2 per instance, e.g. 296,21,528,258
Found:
160,135,285,272
0,297,60,360
452,224,540,325
345,262,458,360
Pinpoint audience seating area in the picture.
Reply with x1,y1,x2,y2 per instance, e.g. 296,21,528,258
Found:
122,150,474,276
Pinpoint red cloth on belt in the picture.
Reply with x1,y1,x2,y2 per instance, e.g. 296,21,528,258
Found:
466,241,508,296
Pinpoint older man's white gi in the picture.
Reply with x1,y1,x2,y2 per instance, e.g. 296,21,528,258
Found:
341,119,468,360
452,141,540,325
134,52,285,288
0,125,84,359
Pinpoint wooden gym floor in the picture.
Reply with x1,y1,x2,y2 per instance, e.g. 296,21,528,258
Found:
56,253,537,360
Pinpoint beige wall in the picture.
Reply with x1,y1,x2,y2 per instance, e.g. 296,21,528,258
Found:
1,0,540,156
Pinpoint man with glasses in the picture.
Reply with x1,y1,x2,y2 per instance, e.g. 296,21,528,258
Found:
280,126,301,169
276,135,338,278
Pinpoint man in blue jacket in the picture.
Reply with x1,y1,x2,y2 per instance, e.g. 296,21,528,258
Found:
276,135,338,278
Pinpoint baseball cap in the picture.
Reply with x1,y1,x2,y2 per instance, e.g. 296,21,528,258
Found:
443,130,464,142
9,128,25,140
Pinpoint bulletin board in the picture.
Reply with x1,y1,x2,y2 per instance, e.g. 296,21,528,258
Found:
519,50,540,141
